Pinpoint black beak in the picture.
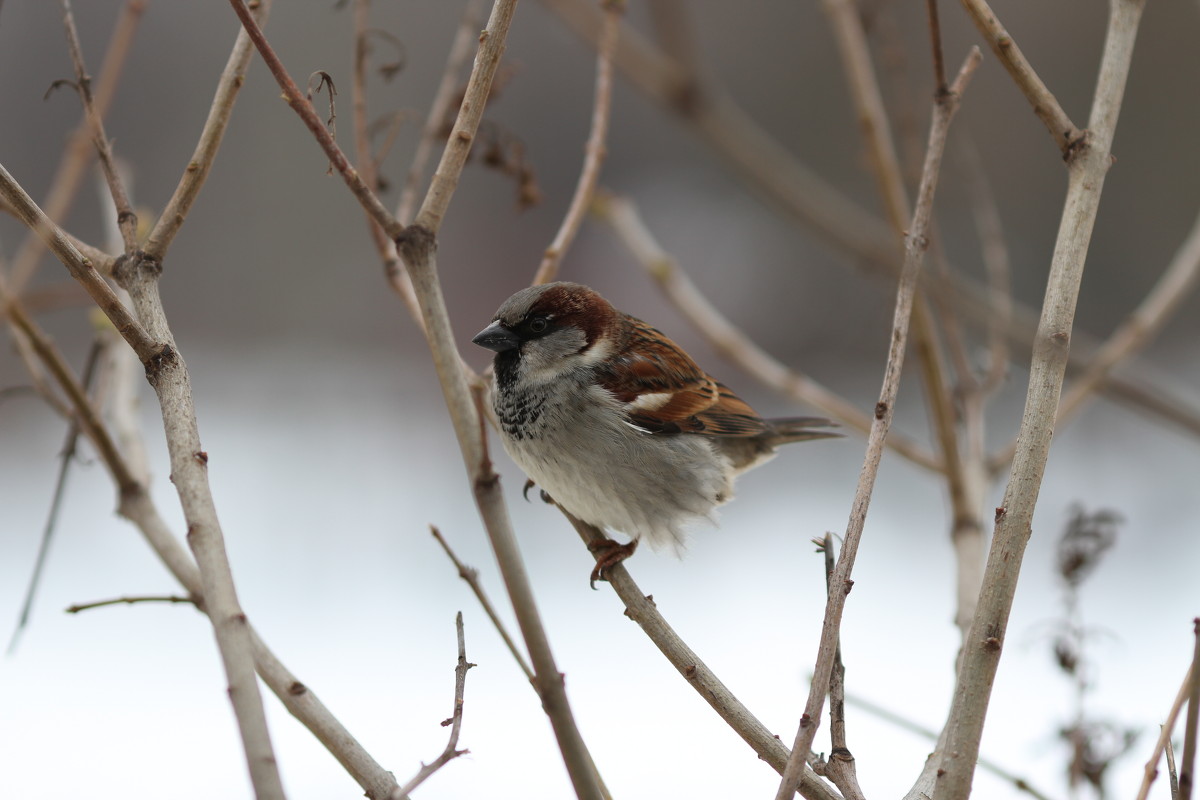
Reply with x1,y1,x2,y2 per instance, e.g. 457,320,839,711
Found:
472,321,521,353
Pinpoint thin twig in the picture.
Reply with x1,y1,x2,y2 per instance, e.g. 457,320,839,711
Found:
227,0,403,240
65,594,195,614
928,3,1147,798
392,612,474,798
1169,733,1182,800
532,0,622,284
143,0,273,261
957,0,1082,157
431,526,533,682
814,536,865,800
395,0,486,226
776,48,981,800
348,0,424,329
8,0,144,294
926,0,948,95
6,339,105,656
1137,658,1198,800
820,0,972,599
597,191,942,472
958,134,1012,395
1181,618,1200,800
563,512,840,800
59,0,138,254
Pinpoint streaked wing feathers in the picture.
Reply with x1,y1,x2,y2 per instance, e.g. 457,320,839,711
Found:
598,315,770,438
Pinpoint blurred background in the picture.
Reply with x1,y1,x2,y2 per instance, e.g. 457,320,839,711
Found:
1,1,1198,798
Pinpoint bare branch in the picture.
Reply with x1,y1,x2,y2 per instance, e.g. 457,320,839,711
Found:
958,0,1082,157
431,526,533,682
562,511,841,800
7,339,105,655
3,277,402,799
143,0,273,261
66,594,195,614
814,536,865,800
59,0,139,254
392,612,473,798
8,0,144,293
929,3,1147,798
597,191,942,472
1181,618,1200,800
532,0,622,284
777,48,982,800
0,165,159,363
1137,655,1197,800
227,0,403,240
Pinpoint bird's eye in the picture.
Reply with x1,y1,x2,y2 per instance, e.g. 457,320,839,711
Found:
528,316,549,334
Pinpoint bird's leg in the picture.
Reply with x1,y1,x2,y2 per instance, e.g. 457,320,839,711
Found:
587,537,639,589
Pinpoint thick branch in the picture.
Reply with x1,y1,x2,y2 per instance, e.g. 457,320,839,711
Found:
928,3,1146,798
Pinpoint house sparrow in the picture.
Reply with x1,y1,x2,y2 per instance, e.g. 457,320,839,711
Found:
472,282,837,584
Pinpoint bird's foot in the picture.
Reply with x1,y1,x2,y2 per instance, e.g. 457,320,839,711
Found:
587,537,639,590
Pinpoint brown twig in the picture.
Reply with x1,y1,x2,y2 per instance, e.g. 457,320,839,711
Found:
143,0,273,261
1137,655,1198,800
65,594,195,614
926,0,948,96
928,3,1147,798
59,0,139,254
532,0,622,284
776,48,981,800
227,0,403,240
349,0,423,326
597,191,942,472
431,526,533,682
564,512,840,800
813,536,864,800
820,0,973,611
392,612,474,798
8,0,144,294
395,0,486,226
957,0,1082,158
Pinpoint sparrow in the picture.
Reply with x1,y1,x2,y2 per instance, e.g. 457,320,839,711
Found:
472,282,837,585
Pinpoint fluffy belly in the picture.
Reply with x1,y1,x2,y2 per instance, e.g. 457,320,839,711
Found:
502,415,732,553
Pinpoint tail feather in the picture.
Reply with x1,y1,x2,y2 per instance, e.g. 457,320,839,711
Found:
766,416,842,445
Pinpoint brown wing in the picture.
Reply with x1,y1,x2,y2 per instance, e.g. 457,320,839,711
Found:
597,315,770,438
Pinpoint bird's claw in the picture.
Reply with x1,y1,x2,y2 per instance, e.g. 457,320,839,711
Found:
587,538,639,590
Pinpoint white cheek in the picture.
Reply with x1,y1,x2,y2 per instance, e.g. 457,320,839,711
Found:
576,336,612,366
